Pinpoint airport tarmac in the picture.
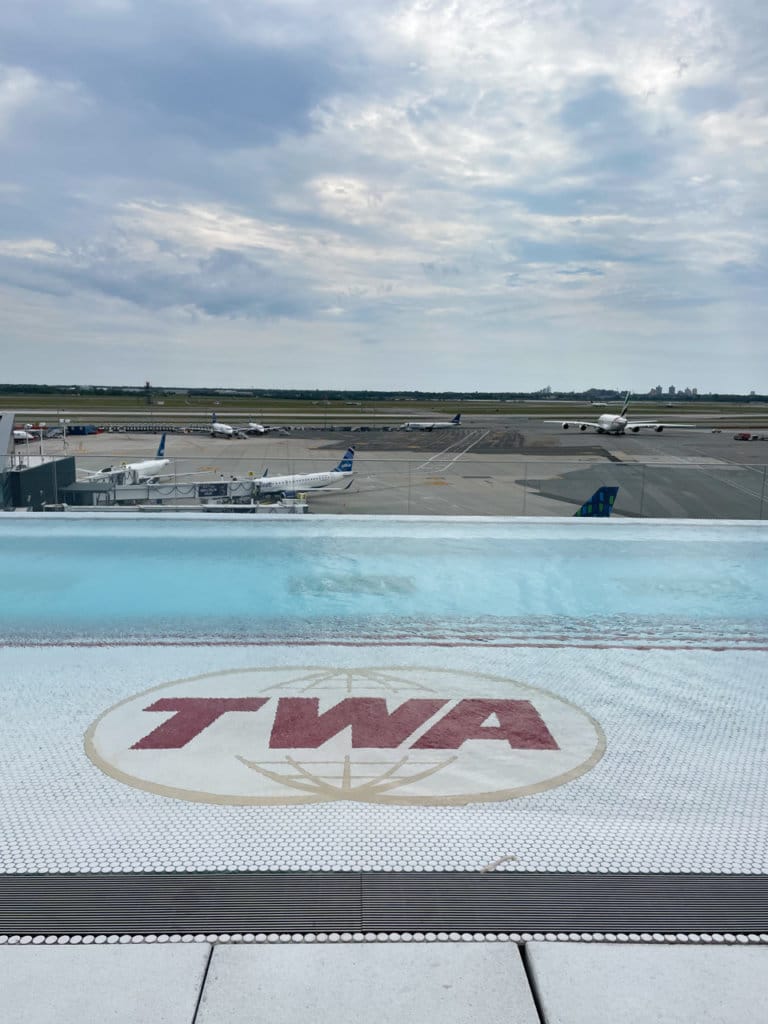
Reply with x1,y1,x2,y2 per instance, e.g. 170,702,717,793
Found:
31,419,768,518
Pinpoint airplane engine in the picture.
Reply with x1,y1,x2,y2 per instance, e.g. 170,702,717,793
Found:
562,423,569,430
579,424,588,431
655,425,664,432
630,426,640,433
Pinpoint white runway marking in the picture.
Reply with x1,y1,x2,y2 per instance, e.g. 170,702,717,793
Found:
415,431,490,473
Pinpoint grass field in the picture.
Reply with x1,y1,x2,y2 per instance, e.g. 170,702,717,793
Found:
3,391,768,426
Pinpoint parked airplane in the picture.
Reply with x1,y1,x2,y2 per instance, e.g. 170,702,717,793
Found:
547,394,694,434
211,413,245,439
250,447,356,496
82,434,171,484
572,487,618,517
244,421,276,435
401,413,462,431
13,428,37,443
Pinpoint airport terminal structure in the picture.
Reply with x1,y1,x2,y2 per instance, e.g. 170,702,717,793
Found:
2,405,768,1021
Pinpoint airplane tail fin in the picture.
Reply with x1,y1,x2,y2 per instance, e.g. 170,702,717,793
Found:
451,414,461,425
156,433,167,458
211,412,217,423
335,447,355,473
619,392,631,417
573,487,618,517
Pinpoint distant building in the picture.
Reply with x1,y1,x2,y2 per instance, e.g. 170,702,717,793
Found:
668,385,676,395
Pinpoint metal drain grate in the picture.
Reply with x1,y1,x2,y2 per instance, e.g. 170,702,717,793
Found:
1,872,766,936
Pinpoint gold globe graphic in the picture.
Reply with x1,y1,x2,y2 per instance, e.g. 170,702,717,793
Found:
237,666,457,802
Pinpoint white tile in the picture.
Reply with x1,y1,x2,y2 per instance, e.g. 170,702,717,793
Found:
196,943,539,1024
1,644,767,875
0,944,210,1024
526,943,768,1024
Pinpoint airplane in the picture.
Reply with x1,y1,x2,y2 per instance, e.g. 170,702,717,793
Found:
401,413,462,431
572,486,618,517
244,421,275,435
248,447,356,496
211,413,245,439
13,428,37,443
546,393,694,434
81,434,172,484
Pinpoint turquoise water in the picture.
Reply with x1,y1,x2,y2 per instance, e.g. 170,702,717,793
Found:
2,516,766,642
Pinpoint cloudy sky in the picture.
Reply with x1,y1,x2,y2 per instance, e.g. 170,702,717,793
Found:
0,0,765,391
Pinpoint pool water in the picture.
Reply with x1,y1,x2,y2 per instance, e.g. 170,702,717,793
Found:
2,516,766,643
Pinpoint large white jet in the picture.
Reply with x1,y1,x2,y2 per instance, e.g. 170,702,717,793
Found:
211,413,245,439
82,434,172,484
401,413,462,431
251,447,356,496
547,394,695,435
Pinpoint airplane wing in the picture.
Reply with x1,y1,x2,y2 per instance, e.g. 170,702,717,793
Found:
544,420,600,430
624,422,696,431
77,468,120,480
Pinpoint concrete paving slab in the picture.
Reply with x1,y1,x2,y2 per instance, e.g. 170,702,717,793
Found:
196,942,539,1024
526,942,768,1024
0,943,210,1024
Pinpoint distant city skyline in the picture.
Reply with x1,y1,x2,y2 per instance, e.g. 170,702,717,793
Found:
3,381,763,399
0,1,764,392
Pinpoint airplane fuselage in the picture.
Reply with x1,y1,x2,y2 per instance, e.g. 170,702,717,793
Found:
402,422,459,431
257,470,352,495
89,457,171,483
129,458,172,481
596,414,628,434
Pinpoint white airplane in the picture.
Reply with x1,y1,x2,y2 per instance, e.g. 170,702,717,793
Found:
401,413,462,431
82,434,172,484
244,421,272,435
547,393,695,434
250,447,356,496
211,412,245,439
13,428,37,443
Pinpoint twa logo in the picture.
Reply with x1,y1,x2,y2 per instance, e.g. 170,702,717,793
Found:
85,667,605,805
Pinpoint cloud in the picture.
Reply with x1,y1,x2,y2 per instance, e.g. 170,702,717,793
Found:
0,0,765,389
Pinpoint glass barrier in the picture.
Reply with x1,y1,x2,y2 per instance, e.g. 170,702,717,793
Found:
3,434,766,518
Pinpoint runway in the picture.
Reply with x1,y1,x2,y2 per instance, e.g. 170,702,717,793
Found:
34,416,768,517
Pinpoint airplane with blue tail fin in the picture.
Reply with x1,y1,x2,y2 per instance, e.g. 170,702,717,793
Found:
402,413,461,431
252,447,356,496
572,487,619,517
210,412,246,438
81,434,172,483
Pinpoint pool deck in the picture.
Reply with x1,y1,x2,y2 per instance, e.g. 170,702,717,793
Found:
4,639,768,1019
2,518,767,1020
3,936,767,1023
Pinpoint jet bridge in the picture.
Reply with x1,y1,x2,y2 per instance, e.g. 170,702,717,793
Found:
58,476,304,508
1,411,77,509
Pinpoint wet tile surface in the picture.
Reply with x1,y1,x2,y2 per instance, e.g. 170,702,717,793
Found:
2,643,766,874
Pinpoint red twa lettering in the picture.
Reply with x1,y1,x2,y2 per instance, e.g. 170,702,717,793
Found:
412,699,558,750
131,698,269,749
269,698,447,749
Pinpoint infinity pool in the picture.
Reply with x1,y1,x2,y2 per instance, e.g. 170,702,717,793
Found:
2,515,766,644
2,514,768,883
